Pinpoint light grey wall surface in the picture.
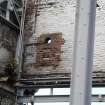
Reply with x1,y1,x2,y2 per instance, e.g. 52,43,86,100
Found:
24,0,105,75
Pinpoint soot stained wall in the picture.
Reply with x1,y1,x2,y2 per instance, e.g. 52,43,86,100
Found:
0,22,17,74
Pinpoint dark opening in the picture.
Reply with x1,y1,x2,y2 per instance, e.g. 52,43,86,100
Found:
45,37,52,44
96,3,100,7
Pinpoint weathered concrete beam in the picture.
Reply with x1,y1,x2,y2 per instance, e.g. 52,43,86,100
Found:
17,95,105,103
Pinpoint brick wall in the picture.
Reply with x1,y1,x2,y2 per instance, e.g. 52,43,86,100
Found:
36,33,64,66
23,0,105,76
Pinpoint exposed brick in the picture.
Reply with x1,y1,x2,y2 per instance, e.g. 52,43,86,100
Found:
24,0,105,76
34,33,64,66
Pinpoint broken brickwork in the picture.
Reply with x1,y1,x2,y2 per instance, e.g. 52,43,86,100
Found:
23,0,105,77
36,33,65,66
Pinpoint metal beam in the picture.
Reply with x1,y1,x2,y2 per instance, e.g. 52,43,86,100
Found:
0,0,22,27
17,95,105,103
0,12,20,31
70,0,96,105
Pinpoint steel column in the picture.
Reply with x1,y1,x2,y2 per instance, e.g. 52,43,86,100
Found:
16,0,27,79
6,0,11,20
70,0,96,105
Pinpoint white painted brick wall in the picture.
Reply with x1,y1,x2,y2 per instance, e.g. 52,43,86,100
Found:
24,0,105,75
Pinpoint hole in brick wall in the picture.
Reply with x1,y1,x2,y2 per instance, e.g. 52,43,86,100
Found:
45,37,52,44
96,3,100,7
36,33,65,66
